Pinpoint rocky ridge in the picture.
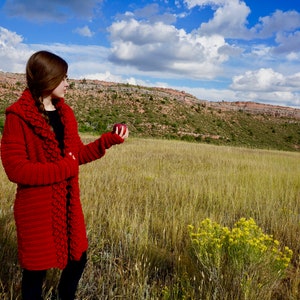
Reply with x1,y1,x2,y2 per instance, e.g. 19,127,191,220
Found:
0,71,299,118
1,71,300,152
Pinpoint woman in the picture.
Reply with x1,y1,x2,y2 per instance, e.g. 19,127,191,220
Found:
0,50,128,300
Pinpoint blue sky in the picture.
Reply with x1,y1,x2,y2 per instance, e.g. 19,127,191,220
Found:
0,0,300,108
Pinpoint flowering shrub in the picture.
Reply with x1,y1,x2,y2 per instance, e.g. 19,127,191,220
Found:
188,218,293,299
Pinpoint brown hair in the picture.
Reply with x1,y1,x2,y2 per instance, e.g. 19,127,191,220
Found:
26,50,68,114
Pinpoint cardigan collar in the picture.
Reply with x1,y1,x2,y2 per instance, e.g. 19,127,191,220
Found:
7,89,65,161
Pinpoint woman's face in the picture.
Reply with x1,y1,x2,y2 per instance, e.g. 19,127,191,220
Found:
51,75,69,98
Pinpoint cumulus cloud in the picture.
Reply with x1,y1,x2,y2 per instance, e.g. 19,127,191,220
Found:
230,68,300,106
196,0,251,39
108,18,234,79
3,0,102,21
253,10,300,39
184,0,300,55
0,27,32,72
231,68,300,91
0,26,23,47
183,0,251,39
231,68,287,92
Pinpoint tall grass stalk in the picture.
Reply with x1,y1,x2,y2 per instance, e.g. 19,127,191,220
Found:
0,137,299,299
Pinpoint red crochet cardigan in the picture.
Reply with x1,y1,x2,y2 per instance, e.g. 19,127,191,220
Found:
0,89,124,270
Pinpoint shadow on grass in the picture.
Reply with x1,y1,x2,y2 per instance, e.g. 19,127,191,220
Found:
0,212,21,299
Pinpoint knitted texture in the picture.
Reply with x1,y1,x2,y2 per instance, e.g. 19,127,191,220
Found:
0,89,124,270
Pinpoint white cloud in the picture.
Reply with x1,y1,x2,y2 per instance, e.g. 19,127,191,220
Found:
184,0,300,54
253,10,300,39
184,86,237,102
234,91,300,107
185,85,300,107
0,26,23,47
231,68,286,92
83,72,150,87
249,44,272,57
73,26,94,37
230,68,300,99
108,18,232,79
82,71,122,82
0,27,32,72
196,0,251,39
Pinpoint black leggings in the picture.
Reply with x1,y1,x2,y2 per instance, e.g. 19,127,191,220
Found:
21,252,87,300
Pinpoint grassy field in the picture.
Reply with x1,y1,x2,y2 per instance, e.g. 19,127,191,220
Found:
0,137,299,299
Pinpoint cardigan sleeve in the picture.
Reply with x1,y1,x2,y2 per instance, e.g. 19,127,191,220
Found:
60,104,124,165
77,132,124,165
0,113,78,186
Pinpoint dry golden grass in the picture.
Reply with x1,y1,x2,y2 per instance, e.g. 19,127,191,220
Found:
0,137,299,299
